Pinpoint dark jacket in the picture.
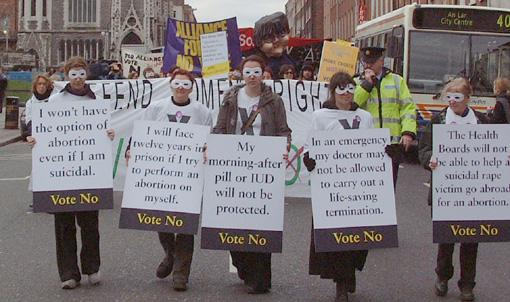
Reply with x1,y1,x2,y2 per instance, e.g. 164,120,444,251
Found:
212,83,292,145
491,95,510,124
0,73,7,99
418,107,488,205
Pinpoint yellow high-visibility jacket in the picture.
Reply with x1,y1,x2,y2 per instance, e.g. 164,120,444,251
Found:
355,68,417,144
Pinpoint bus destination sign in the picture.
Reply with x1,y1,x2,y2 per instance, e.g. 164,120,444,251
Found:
413,7,510,34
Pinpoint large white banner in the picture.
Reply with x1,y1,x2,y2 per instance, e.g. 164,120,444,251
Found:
432,124,510,243
309,128,398,251
201,135,286,253
54,78,329,197
121,49,164,78
119,121,209,234
31,101,113,212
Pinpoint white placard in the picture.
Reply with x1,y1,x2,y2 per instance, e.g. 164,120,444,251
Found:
200,31,229,79
119,121,209,233
121,49,164,78
32,101,113,191
310,128,397,229
202,135,286,230
433,124,510,221
309,128,398,251
432,124,510,243
201,135,286,252
122,120,209,211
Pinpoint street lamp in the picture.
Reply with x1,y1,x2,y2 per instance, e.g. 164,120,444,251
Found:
2,30,7,52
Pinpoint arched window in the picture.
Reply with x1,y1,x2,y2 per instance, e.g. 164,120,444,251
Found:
121,32,143,45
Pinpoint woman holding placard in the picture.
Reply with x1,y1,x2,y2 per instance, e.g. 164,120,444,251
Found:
303,72,372,302
26,74,55,207
27,57,115,290
418,78,488,302
125,69,212,291
212,55,291,294
25,74,55,138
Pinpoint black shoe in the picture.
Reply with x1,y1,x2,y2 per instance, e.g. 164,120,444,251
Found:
156,256,173,279
460,288,475,301
173,280,188,291
237,269,245,281
434,278,448,297
246,284,270,294
335,281,348,302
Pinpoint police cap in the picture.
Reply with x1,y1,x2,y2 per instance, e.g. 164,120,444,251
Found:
360,47,386,64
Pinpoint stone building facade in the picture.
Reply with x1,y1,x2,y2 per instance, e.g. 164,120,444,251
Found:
16,0,195,68
285,0,324,39
0,0,19,51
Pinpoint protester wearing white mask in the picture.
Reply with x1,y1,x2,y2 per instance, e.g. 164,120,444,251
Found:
126,69,212,292
418,78,488,302
27,57,115,290
212,55,291,294
303,72,373,302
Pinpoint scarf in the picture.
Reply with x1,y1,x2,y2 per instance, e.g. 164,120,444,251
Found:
34,89,52,101
61,83,96,99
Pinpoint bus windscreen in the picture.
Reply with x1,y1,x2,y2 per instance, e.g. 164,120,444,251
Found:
413,7,510,34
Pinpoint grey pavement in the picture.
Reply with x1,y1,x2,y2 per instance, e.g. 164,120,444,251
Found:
1,142,509,302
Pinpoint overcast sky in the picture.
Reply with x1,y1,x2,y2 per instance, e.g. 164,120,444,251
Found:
186,0,287,28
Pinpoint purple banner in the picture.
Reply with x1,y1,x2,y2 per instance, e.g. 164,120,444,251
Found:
162,17,242,75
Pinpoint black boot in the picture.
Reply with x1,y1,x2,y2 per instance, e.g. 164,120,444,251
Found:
156,255,173,279
335,280,348,302
434,278,448,297
459,287,475,301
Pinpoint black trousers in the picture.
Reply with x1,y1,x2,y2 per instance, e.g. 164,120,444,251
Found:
230,251,271,290
158,232,194,283
436,243,478,290
54,211,100,282
392,159,400,190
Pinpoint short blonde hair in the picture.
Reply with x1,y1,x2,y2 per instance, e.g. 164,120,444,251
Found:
444,77,472,97
32,74,54,94
64,56,88,75
494,77,510,96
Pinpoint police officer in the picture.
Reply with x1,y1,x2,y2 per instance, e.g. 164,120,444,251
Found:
354,46,417,186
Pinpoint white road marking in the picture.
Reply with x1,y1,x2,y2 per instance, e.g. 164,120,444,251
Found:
0,154,31,161
0,176,30,181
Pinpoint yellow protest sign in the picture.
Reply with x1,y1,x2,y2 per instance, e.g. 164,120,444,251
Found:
318,40,359,82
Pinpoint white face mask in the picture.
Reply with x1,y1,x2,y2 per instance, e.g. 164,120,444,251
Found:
68,68,87,80
243,67,263,78
170,79,193,90
444,92,466,103
335,84,356,95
